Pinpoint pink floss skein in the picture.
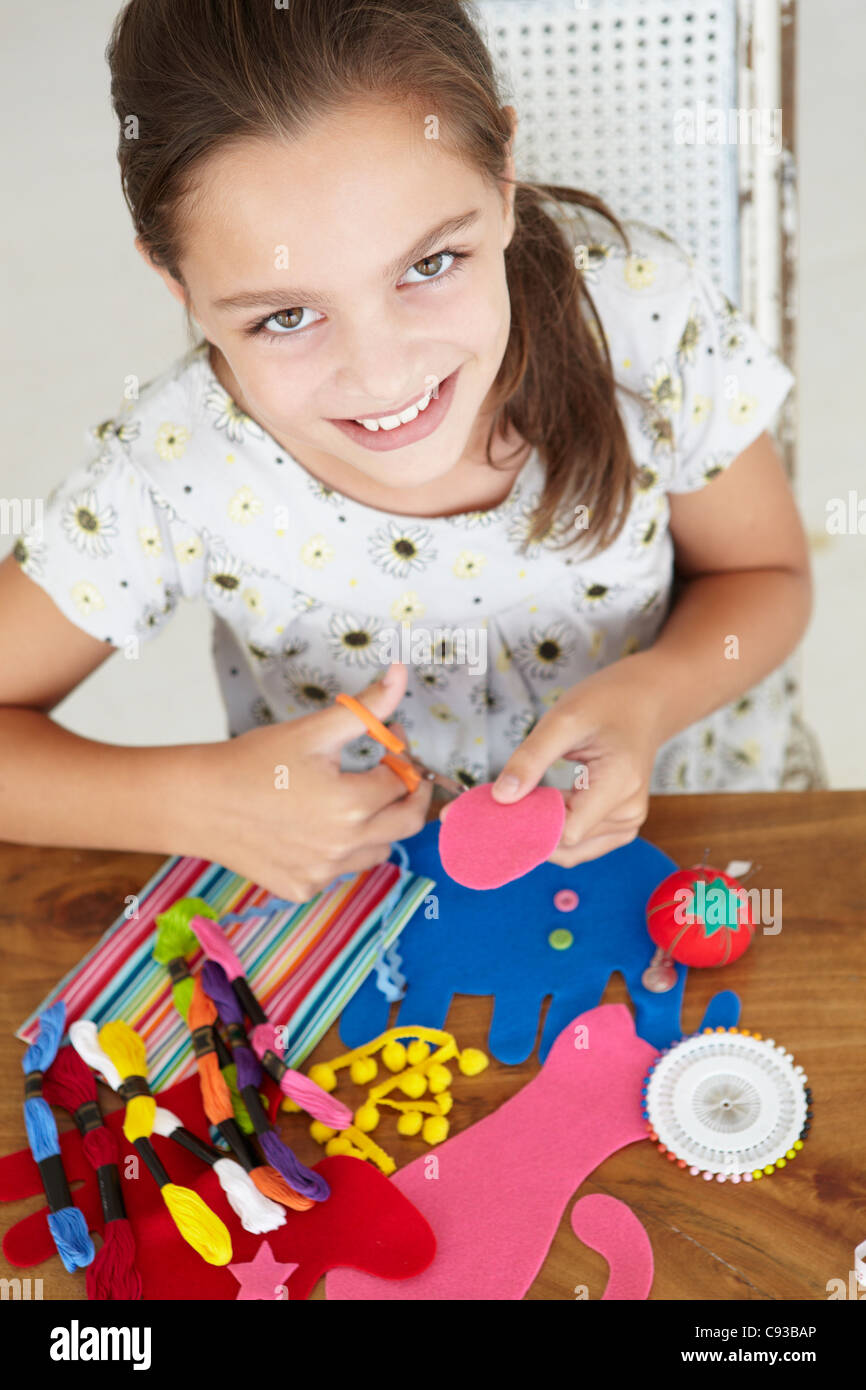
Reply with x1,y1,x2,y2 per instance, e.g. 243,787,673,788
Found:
190,916,351,1129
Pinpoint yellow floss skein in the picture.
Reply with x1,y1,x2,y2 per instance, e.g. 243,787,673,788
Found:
98,1019,232,1266
98,1021,156,1144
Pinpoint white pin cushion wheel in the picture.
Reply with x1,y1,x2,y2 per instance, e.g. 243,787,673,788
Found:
641,1028,812,1183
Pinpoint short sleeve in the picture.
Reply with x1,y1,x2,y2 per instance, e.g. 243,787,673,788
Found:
10,431,206,649
666,255,795,493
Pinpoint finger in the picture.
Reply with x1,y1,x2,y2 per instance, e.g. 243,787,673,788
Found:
547,826,639,867
327,843,395,879
362,771,433,844
337,756,432,819
558,771,644,846
306,662,409,757
489,709,599,804
558,802,646,850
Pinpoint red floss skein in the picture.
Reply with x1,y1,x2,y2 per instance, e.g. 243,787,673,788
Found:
43,1047,142,1301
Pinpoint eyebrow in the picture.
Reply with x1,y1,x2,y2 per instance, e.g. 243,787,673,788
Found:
211,208,483,313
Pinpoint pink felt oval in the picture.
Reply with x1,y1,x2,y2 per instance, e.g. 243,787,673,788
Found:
439,782,566,889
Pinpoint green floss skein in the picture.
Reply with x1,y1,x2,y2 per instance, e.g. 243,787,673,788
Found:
221,1062,254,1134
153,898,255,1135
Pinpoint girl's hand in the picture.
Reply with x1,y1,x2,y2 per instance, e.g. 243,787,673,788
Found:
441,655,664,866
189,662,432,901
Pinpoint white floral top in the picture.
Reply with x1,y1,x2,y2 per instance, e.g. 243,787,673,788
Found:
12,207,797,794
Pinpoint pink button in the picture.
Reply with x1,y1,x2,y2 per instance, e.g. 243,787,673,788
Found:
553,889,579,912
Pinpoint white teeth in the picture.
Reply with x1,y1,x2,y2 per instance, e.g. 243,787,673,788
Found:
354,388,434,431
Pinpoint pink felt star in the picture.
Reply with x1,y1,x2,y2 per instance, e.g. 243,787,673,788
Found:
228,1240,299,1301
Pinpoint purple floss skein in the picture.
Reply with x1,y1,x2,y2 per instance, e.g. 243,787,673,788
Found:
200,961,329,1202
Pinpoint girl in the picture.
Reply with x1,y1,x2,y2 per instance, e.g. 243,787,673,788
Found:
0,0,812,904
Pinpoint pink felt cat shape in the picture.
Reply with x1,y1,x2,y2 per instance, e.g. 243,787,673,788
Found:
570,1193,654,1300
327,1003,658,1301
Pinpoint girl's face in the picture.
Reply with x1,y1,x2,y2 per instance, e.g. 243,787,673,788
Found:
145,100,519,496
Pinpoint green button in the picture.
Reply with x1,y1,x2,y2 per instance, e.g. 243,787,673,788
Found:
548,928,573,951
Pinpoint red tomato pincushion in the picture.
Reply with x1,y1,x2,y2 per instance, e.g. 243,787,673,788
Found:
646,865,755,968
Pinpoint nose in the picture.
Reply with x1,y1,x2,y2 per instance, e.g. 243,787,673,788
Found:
332,307,423,415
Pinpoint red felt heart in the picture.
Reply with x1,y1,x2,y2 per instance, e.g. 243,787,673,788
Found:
439,782,566,889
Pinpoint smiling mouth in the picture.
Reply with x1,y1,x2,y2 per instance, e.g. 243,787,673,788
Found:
335,370,456,430
326,366,462,453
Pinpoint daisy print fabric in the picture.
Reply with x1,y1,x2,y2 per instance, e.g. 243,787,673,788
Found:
11,203,796,794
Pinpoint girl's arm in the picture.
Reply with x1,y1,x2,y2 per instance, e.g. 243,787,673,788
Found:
0,553,204,855
0,554,430,899
628,428,813,742
480,430,813,865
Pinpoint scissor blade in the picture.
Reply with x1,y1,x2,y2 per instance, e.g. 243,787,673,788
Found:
406,757,465,799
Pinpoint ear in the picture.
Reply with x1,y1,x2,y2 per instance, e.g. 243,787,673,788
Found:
501,105,519,247
134,235,188,307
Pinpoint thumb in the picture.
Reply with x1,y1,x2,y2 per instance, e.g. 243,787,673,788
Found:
489,708,585,804
309,662,409,756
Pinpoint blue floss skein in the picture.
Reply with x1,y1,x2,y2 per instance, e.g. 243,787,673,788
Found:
22,1001,95,1272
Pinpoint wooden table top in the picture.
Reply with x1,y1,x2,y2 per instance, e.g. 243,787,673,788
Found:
1,789,863,1302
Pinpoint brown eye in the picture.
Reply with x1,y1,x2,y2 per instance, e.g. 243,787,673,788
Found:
413,253,447,278
272,309,303,329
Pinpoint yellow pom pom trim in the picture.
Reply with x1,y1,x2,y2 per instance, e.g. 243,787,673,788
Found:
280,1097,302,1113
436,1092,453,1116
381,1041,407,1072
427,1063,452,1094
342,1124,396,1176
397,1111,424,1136
422,1115,450,1145
400,1072,428,1099
458,1047,489,1077
407,1040,431,1066
310,1121,335,1145
325,1135,353,1156
350,1056,378,1086
308,1063,337,1092
378,1096,440,1115
354,1103,380,1133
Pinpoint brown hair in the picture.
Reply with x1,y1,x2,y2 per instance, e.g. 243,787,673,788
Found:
107,0,644,556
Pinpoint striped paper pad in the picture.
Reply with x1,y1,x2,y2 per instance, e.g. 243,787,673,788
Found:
16,852,434,1090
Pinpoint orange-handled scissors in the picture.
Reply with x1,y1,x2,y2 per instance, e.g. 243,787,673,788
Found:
335,691,465,800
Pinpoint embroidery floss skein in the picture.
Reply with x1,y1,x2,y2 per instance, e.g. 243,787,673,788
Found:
190,915,352,1129
151,1106,286,1235
73,1004,305,1215
97,1020,232,1266
67,1020,286,1236
74,1015,308,1217
42,1046,141,1300
21,1002,95,1273
190,974,329,1203
153,897,254,1134
180,982,313,1211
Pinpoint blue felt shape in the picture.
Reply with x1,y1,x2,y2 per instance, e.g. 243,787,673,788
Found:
698,989,740,1031
339,822,740,1062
